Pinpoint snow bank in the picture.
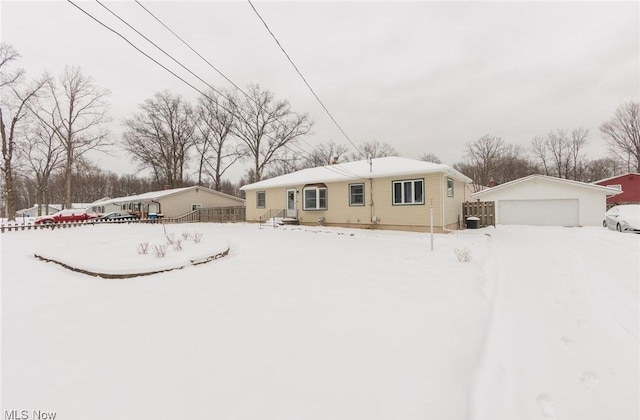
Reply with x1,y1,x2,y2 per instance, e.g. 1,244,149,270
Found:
2,223,637,419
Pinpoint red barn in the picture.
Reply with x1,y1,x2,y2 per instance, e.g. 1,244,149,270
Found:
594,173,640,205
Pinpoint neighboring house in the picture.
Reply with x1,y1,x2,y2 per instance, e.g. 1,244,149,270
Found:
594,173,640,205
87,197,122,214
471,174,620,226
240,157,472,232
89,186,245,218
16,203,91,217
16,204,62,217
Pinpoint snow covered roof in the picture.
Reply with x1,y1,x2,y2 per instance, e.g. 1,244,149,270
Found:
471,174,622,198
240,157,472,191
593,172,640,184
93,186,244,207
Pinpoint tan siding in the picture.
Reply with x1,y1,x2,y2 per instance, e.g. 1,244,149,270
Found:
442,176,466,228
245,188,289,221
366,175,443,228
159,189,243,217
243,173,464,229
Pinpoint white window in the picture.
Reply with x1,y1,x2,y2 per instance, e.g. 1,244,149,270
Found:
304,186,327,210
349,183,365,206
447,177,454,197
256,191,266,208
393,179,424,205
191,204,202,211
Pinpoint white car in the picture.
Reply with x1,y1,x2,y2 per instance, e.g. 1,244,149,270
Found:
603,204,640,233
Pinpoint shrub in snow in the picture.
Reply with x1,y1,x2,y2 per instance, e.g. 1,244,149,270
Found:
193,231,203,243
181,231,191,240
173,239,183,251
454,247,472,262
137,242,149,255
165,233,175,245
153,244,168,258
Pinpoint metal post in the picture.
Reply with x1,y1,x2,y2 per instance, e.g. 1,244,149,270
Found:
430,198,434,251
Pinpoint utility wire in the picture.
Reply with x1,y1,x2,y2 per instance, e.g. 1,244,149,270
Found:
134,0,250,100
68,0,215,107
131,0,365,179
96,0,233,108
68,0,364,181
247,0,365,159
133,0,361,176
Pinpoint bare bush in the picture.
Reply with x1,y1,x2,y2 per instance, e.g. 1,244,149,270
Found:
153,244,168,258
165,233,175,245
193,231,203,243
137,242,149,254
454,247,472,262
173,239,183,251
181,231,191,240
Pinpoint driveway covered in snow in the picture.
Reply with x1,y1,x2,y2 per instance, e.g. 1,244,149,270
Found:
1,223,637,419
471,226,638,420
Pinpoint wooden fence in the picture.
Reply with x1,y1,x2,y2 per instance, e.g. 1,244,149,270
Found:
462,201,495,227
198,206,246,223
0,206,246,233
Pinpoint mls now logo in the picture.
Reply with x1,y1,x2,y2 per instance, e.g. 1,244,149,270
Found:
3,411,27,420
4,411,57,420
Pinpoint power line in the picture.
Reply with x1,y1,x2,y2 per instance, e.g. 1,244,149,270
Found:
247,0,364,159
134,0,250,100
133,0,357,171
96,0,235,109
131,0,364,179
68,0,364,181
68,0,215,106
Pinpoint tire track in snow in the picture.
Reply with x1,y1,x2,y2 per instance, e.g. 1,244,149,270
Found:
468,226,638,420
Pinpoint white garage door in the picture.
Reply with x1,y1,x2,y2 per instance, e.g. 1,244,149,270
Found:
498,199,579,226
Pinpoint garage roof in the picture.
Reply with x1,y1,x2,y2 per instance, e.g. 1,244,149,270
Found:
471,174,622,198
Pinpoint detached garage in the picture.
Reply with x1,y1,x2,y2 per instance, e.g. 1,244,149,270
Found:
471,175,620,226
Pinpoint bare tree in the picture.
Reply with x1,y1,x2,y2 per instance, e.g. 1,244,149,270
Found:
600,101,640,172
0,44,48,220
263,147,304,178
34,66,111,208
530,135,550,175
302,141,350,168
569,128,589,180
22,117,65,215
124,91,197,188
195,89,243,190
232,84,312,182
419,152,442,164
494,144,537,183
546,129,571,179
351,140,398,160
582,157,625,182
529,128,589,180
463,135,506,187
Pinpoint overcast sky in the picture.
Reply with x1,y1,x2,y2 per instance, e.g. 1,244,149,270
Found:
2,1,639,182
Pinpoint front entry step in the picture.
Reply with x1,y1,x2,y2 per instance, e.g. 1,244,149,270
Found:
280,218,299,225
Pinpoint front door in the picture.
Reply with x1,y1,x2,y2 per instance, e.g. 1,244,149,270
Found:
286,189,297,218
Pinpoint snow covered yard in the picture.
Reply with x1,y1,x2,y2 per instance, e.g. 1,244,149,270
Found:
1,223,637,419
